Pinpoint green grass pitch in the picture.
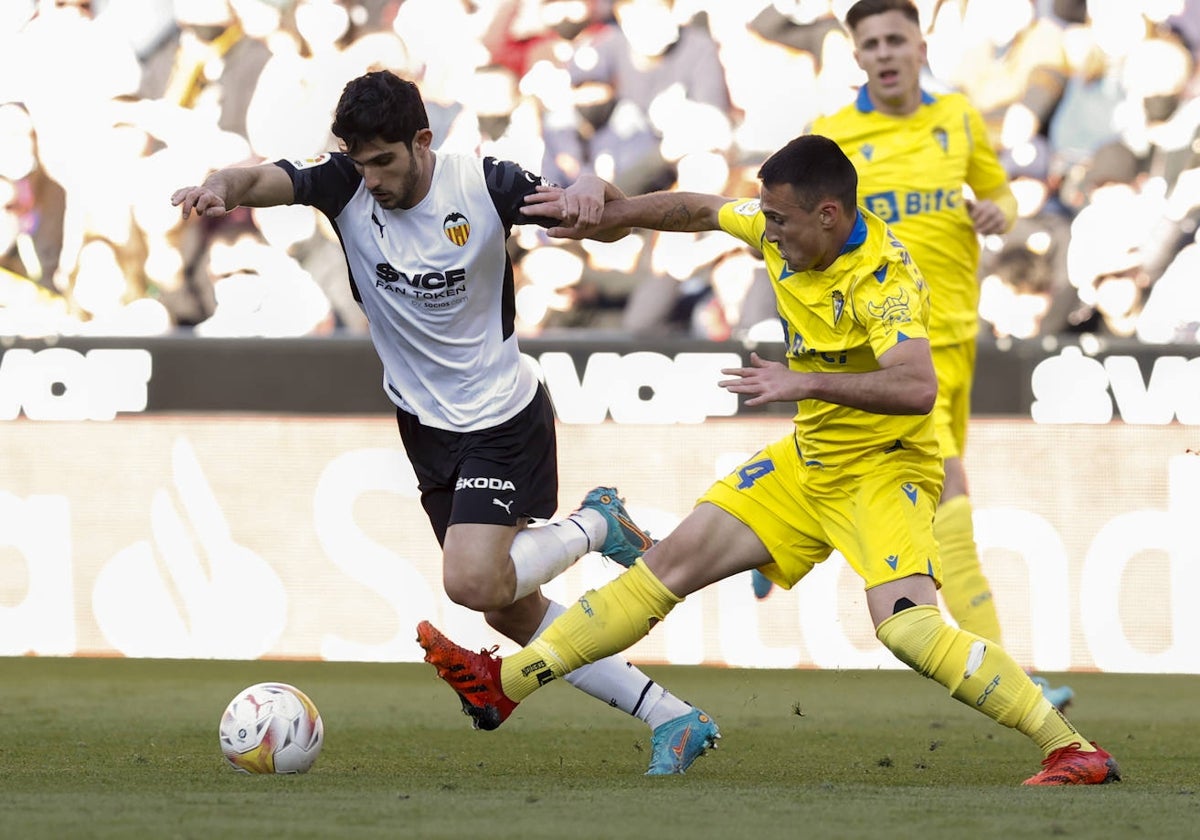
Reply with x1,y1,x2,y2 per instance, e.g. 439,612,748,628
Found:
1,658,1197,839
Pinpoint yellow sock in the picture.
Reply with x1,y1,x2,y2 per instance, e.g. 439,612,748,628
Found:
876,605,1092,756
936,496,1003,644
500,559,681,702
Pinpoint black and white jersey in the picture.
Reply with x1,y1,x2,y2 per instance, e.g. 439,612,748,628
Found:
277,151,550,432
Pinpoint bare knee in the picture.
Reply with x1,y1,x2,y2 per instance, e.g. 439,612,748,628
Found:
442,553,515,613
441,524,521,612
443,576,511,612
866,574,939,628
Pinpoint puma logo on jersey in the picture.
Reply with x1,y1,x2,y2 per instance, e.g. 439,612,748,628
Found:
493,498,514,514
371,213,385,236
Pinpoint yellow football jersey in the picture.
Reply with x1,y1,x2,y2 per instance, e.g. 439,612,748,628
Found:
717,200,939,467
811,88,1016,346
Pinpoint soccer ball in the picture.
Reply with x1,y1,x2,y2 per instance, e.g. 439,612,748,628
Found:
218,682,324,774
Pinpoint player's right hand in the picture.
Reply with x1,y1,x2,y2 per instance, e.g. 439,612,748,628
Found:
522,185,584,238
521,184,564,218
170,185,228,220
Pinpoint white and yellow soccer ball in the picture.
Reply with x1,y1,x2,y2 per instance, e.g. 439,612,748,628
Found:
219,682,324,774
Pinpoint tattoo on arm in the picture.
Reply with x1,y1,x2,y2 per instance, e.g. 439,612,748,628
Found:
661,203,694,230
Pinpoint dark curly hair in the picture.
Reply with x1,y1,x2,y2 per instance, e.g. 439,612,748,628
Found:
331,71,430,155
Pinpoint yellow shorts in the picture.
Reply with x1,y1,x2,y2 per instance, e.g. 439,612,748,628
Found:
931,340,975,461
699,432,943,592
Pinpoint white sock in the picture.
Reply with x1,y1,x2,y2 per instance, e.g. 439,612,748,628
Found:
510,509,608,600
534,600,692,729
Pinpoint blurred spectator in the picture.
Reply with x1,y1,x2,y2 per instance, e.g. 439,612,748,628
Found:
481,0,610,79
3,0,1200,340
244,0,363,160
434,62,545,170
747,0,844,63
513,240,590,332
540,0,733,194
390,0,494,146
682,248,777,342
1137,237,1200,343
0,101,64,292
472,64,545,166
1047,4,1193,209
339,24,410,77
192,218,333,337
1167,0,1200,65
733,1,862,155
251,202,367,332
9,0,142,298
71,236,173,335
927,0,1070,149
0,170,73,337
979,137,1076,338
1062,141,1160,339
616,155,776,338
516,231,650,332
978,244,1059,340
139,0,276,141
1128,23,1199,193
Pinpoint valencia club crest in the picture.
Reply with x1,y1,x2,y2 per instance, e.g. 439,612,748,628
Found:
443,212,470,246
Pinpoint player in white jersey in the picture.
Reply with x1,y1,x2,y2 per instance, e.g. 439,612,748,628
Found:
171,70,717,774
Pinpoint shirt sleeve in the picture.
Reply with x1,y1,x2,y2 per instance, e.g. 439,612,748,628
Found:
483,156,555,230
274,153,361,219
964,105,1018,229
853,250,933,361
717,198,767,250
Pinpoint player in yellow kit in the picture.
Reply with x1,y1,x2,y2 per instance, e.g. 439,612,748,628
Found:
752,0,1074,709
416,134,1119,785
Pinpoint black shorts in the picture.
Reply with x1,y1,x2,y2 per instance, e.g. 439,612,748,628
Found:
396,383,559,546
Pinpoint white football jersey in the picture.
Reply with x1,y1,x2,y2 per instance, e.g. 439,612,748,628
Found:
279,151,549,432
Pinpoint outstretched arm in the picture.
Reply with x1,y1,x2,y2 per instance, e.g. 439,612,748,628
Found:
171,162,294,220
524,188,728,239
720,340,937,415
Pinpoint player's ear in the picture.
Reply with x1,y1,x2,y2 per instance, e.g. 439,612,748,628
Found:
818,199,839,228
413,128,434,152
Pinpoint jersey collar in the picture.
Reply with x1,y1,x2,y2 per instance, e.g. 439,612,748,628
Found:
855,85,935,113
839,210,867,255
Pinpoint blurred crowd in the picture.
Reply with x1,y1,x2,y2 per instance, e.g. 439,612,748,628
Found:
2,0,1200,345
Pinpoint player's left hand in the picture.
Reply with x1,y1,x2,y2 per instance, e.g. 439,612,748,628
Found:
966,199,1007,235
719,352,801,406
171,184,228,220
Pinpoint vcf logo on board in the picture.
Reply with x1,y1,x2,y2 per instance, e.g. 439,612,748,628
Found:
443,212,470,246
0,348,151,421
